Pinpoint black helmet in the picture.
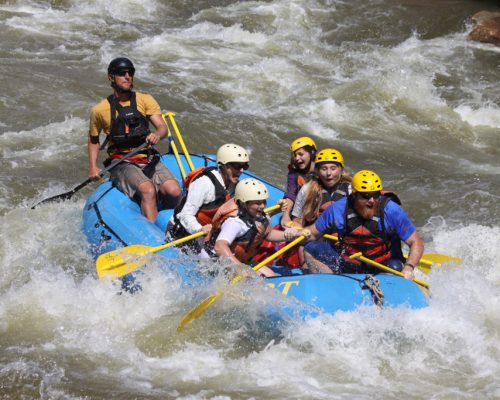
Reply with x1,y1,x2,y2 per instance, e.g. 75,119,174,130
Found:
107,57,135,75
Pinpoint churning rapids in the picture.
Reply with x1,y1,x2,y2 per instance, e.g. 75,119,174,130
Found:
1,1,499,399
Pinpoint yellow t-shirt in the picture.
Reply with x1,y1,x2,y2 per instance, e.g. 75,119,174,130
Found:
89,92,161,156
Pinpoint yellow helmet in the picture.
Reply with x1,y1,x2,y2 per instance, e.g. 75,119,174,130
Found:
314,148,344,167
290,136,317,153
352,170,383,192
235,178,269,203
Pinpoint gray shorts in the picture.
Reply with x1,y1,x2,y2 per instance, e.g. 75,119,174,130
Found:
110,161,176,201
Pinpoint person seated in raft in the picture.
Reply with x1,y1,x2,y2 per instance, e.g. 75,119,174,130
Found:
287,148,352,270
284,170,423,279
252,136,316,266
167,144,249,257
206,178,294,278
280,136,317,227
88,57,181,222
291,147,352,227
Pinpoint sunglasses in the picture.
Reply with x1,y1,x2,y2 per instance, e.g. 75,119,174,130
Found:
357,191,381,200
228,162,249,171
115,70,134,77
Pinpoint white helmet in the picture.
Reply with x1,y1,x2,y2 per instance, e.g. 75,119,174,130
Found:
235,178,269,203
216,143,250,165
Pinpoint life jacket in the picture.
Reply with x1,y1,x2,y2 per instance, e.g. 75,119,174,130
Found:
288,164,313,193
303,181,350,226
340,194,395,266
107,92,150,151
208,199,271,263
173,166,231,227
318,181,350,211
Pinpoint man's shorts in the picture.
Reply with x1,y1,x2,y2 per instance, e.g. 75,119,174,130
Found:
303,238,342,272
304,238,404,274
110,161,176,201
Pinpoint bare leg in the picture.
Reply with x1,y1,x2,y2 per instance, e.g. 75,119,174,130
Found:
256,265,277,277
137,180,158,222
159,179,182,209
304,252,334,274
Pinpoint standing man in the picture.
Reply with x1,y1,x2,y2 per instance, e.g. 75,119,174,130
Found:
285,170,423,280
88,57,181,222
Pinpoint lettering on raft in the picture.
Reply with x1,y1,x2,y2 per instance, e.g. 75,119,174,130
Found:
267,280,299,295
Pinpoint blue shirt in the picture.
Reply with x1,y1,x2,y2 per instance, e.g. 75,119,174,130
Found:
314,196,416,242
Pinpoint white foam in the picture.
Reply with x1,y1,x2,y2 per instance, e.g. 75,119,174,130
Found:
455,104,500,129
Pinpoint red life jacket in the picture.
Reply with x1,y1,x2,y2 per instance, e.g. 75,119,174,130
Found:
173,166,231,227
208,199,271,263
340,195,394,266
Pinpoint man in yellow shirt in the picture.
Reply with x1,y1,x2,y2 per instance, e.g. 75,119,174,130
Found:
88,57,181,222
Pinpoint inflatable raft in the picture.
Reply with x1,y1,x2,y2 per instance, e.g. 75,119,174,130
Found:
83,152,428,314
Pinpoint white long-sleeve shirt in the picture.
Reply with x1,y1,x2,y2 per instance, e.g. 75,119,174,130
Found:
170,169,227,234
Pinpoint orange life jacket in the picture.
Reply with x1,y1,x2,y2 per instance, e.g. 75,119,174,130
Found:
173,166,231,227
208,199,271,263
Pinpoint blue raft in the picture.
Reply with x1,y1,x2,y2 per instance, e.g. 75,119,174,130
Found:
83,152,428,313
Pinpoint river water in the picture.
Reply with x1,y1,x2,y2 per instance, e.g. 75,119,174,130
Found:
1,0,500,399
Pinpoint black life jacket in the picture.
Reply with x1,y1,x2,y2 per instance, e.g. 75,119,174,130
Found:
303,181,350,226
319,181,350,211
173,167,231,227
108,92,150,149
340,195,393,266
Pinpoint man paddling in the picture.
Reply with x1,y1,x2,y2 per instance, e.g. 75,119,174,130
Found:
87,57,181,222
284,170,424,280
167,143,250,257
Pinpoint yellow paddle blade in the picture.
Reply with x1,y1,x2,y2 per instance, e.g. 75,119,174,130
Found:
96,230,206,279
413,253,463,274
177,292,222,333
421,253,462,265
176,235,305,333
96,245,154,279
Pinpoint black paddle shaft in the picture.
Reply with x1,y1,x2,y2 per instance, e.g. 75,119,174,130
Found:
31,142,149,209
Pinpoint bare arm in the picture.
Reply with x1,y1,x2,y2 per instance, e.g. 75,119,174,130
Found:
215,240,242,266
279,198,294,228
146,114,168,145
402,230,424,279
87,135,101,180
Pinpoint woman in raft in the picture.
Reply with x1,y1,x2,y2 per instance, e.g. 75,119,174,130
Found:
253,136,317,266
287,148,352,270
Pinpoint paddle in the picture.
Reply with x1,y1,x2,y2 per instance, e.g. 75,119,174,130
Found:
348,252,429,288
323,234,460,274
31,142,149,209
163,112,195,172
414,253,463,274
177,235,305,333
162,113,188,179
96,203,282,279
96,230,206,279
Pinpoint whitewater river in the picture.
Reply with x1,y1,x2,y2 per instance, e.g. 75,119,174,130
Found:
1,1,499,399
